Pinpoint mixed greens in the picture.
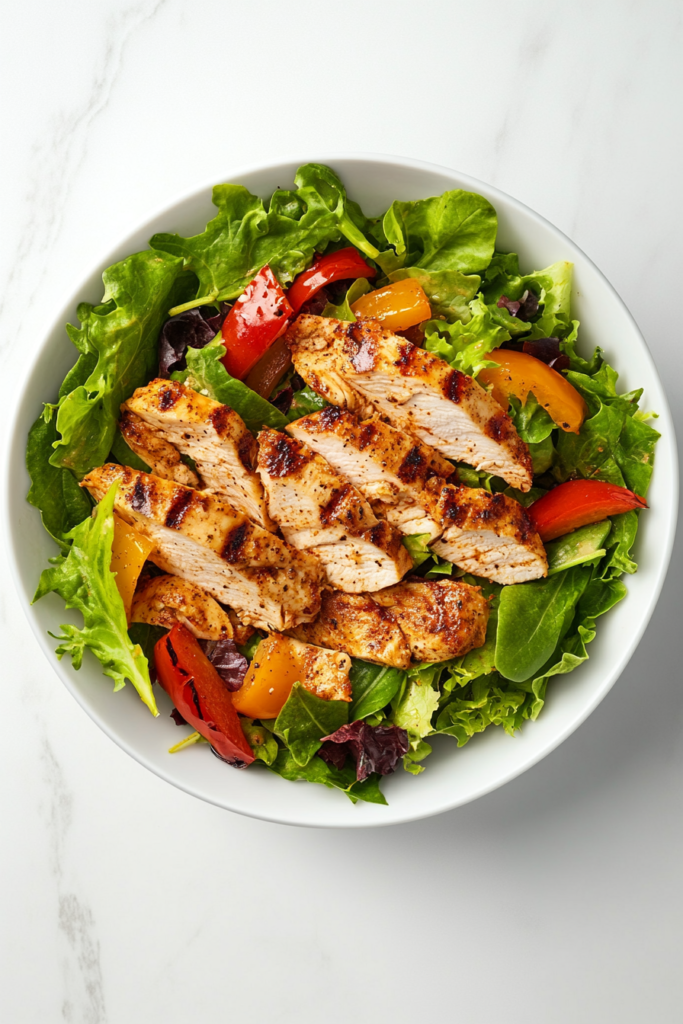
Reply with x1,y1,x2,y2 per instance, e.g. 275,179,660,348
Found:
27,164,660,805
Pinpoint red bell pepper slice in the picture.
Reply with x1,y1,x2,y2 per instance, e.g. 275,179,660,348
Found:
286,247,377,316
221,265,293,381
155,623,254,767
528,479,648,542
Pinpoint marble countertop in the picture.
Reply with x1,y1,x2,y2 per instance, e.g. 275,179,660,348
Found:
1,2,681,1021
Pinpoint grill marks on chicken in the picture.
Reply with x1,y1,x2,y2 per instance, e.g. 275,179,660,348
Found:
373,579,489,663
257,428,413,593
288,406,453,542
123,379,274,531
119,408,200,486
290,590,412,669
286,314,533,491
131,574,235,640
81,464,322,631
424,480,548,585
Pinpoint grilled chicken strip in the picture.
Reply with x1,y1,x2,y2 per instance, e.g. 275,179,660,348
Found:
287,315,533,491
131,574,235,639
290,590,411,670
288,405,454,541
123,378,275,531
81,465,321,631
373,578,490,663
257,428,413,593
119,409,200,486
423,480,548,585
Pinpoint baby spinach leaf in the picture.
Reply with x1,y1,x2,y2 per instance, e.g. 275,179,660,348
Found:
49,250,186,480
32,482,157,716
265,748,387,804
507,392,555,444
495,566,591,682
349,660,407,721
382,190,497,274
26,413,92,549
174,337,287,432
274,682,348,766
388,267,480,323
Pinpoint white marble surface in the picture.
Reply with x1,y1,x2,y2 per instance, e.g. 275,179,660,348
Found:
1,2,682,1021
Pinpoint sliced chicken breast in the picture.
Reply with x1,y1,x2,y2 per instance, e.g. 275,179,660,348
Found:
81,464,322,631
131,574,234,639
119,408,199,486
257,428,413,592
373,578,490,662
123,378,274,531
290,590,411,670
424,479,548,584
287,405,453,541
287,315,533,491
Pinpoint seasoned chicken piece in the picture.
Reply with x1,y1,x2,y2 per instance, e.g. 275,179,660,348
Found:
226,610,255,646
288,405,453,542
131,574,234,639
123,378,274,531
81,465,321,631
423,480,548,585
290,590,411,670
287,315,533,491
257,428,413,593
373,578,490,662
119,408,199,486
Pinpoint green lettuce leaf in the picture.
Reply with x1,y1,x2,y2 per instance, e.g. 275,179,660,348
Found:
321,277,371,321
349,660,407,721
274,682,348,766
482,253,574,338
554,362,660,496
151,163,378,313
391,665,441,741
173,336,287,432
284,385,328,423
32,483,157,715
265,748,387,805
434,674,527,745
423,295,509,376
402,533,433,568
382,190,497,274
388,267,480,323
49,250,186,480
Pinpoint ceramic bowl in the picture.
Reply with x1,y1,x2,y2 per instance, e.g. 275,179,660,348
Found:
4,155,678,827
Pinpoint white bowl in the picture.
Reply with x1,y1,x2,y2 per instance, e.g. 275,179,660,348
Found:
4,155,678,828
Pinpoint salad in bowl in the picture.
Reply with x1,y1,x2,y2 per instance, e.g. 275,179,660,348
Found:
26,162,660,807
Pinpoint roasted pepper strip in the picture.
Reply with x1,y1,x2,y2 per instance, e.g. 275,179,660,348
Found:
221,265,293,381
350,278,431,332
477,348,587,433
287,247,377,316
155,623,254,766
528,479,647,542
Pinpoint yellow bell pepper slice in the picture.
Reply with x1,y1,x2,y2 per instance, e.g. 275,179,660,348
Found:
110,514,154,622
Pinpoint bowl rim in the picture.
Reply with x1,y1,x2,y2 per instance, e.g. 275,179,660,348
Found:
3,151,678,828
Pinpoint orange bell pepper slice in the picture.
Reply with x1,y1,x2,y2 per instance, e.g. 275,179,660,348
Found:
231,634,308,720
110,514,154,622
528,479,647,542
350,278,431,332
477,349,587,433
